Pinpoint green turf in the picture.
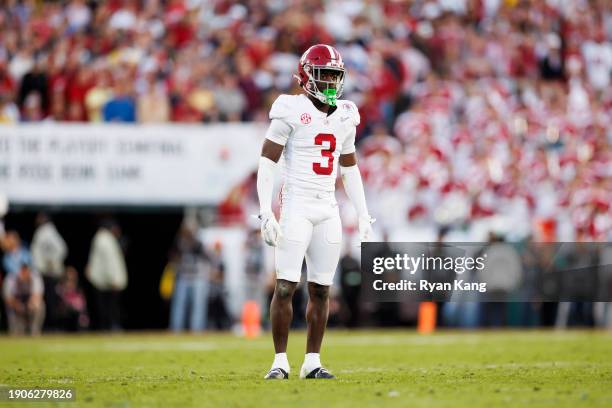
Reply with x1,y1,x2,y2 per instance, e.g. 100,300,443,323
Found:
0,330,611,407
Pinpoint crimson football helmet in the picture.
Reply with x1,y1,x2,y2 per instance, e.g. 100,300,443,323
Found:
295,44,345,106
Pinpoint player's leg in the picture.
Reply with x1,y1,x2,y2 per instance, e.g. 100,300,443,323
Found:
265,213,312,379
305,282,330,354
300,214,342,379
270,279,297,353
266,277,297,379
302,281,334,379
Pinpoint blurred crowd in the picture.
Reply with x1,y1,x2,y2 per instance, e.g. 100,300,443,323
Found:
0,0,611,333
0,215,89,335
2,0,608,124
0,1,610,241
353,0,611,242
0,214,235,335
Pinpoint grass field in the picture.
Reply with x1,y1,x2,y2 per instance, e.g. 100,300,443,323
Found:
0,330,611,408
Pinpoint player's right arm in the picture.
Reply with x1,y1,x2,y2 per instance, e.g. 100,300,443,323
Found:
261,139,284,163
257,96,293,247
257,138,284,247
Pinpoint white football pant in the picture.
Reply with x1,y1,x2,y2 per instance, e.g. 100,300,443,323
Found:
275,190,342,286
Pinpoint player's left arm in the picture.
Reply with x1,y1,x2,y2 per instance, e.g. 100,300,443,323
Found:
338,101,373,241
339,151,374,242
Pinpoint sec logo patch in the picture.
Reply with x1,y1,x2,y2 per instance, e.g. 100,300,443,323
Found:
300,113,311,124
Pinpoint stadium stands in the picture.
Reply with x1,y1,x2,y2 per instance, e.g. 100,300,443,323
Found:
1,0,609,240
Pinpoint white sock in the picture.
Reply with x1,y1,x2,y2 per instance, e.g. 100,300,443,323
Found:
301,353,321,373
272,353,290,372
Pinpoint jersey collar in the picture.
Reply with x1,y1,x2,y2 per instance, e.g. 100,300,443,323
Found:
301,94,339,118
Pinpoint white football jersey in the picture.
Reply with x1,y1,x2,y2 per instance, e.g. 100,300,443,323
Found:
265,94,360,196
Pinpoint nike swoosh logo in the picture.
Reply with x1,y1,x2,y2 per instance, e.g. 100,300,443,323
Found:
341,117,350,122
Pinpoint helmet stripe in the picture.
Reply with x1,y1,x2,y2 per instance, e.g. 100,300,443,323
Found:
301,45,315,63
324,44,335,59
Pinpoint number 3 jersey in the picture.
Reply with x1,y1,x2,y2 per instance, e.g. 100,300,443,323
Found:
265,94,360,197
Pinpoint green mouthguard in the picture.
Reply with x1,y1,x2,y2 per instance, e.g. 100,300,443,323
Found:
323,88,337,106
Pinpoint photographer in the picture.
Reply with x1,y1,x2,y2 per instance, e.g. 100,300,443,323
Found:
3,262,45,335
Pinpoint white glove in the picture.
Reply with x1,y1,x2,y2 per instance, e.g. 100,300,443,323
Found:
358,215,375,242
260,212,282,247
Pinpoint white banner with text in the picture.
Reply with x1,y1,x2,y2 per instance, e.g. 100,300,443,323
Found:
0,123,266,206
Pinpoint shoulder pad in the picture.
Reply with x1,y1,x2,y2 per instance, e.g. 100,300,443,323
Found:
339,100,360,126
269,94,295,121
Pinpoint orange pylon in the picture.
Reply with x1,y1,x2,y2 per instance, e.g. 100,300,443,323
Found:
417,302,437,334
242,300,261,338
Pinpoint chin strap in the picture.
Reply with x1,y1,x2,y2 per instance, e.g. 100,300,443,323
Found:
293,74,303,86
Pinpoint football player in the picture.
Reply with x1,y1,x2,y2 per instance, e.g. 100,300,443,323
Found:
257,44,374,380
